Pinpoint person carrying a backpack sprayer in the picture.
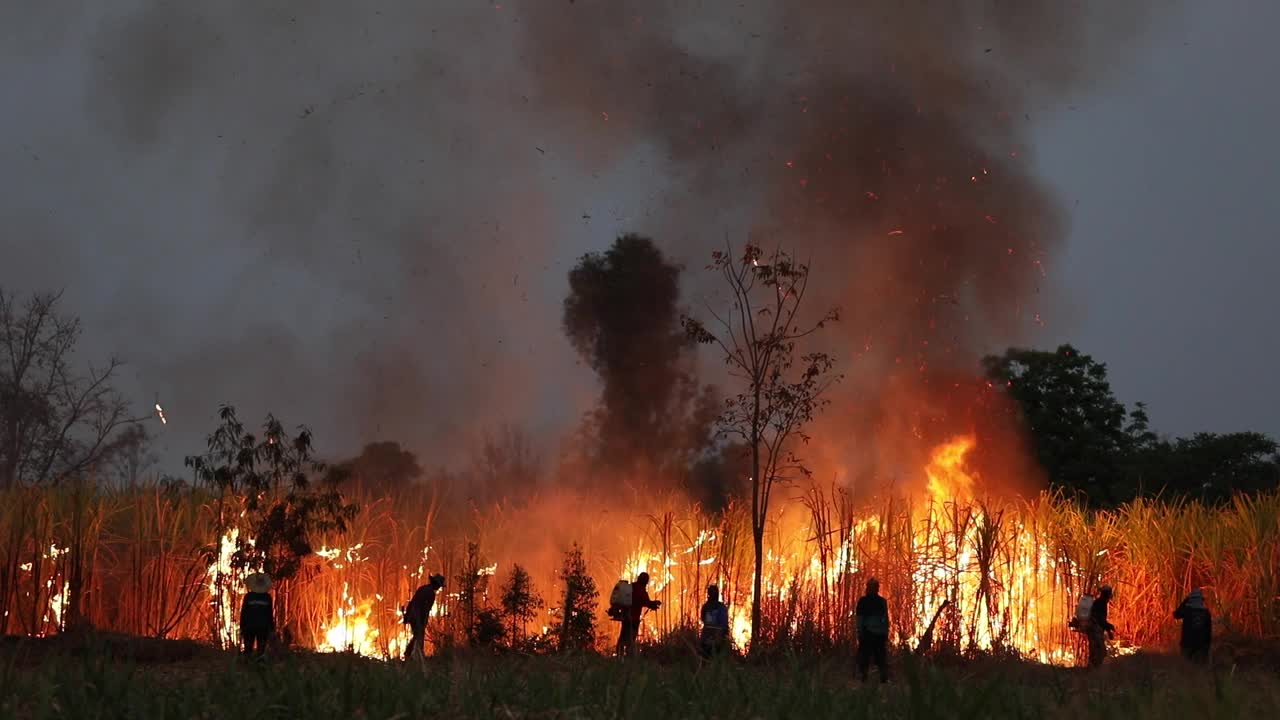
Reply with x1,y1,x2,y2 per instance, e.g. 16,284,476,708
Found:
1069,585,1116,668
609,572,661,657
402,573,445,661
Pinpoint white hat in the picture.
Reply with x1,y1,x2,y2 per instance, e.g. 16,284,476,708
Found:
245,572,272,593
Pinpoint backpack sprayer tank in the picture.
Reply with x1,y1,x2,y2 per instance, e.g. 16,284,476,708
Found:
1070,594,1095,631
607,580,633,621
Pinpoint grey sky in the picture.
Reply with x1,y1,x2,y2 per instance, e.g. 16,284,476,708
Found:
1,2,1276,476
1035,0,1280,439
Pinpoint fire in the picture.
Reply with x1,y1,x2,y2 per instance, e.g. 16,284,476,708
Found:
925,436,977,502
206,526,253,648
316,582,382,656
904,436,1088,663
311,544,437,658
15,544,70,634
605,435,1101,664
182,437,1127,665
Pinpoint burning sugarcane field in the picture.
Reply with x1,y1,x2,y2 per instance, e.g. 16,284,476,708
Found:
3,1,1280,718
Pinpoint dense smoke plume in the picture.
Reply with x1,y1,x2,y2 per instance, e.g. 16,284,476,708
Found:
519,0,1157,496
2,2,586,470
0,2,1159,498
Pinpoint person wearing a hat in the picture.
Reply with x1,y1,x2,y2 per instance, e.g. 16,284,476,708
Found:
1086,584,1116,668
240,572,275,657
402,573,445,661
1173,588,1212,664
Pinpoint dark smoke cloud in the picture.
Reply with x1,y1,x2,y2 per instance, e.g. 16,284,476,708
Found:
0,1,1164,491
2,2,588,469
562,234,716,482
516,0,1162,492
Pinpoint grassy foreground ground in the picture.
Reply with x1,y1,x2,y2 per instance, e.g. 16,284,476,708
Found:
1,636,1278,719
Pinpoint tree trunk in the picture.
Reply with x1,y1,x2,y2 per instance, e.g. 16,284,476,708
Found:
65,469,88,632
751,521,764,652
749,400,763,651
2,418,20,489
560,586,571,651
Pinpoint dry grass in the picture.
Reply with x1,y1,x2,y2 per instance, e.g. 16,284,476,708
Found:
2,481,1277,661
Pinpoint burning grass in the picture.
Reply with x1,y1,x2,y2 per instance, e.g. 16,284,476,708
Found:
2,436,1278,664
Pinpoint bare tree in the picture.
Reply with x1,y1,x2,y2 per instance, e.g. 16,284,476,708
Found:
681,243,840,648
109,423,158,489
1,289,151,631
470,423,541,503
0,289,142,489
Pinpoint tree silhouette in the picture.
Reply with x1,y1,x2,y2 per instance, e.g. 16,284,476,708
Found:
1142,432,1279,503
185,405,358,642
563,234,717,480
557,543,598,651
500,563,544,646
682,243,840,649
983,345,1279,505
469,424,541,503
0,289,145,489
328,441,423,495
109,423,157,489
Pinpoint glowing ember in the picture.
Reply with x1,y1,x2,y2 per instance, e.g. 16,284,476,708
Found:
154,403,167,425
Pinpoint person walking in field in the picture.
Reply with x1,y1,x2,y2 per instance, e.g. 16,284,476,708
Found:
402,573,445,661
699,584,729,658
855,577,890,683
617,572,661,658
240,572,274,658
1086,585,1116,668
1174,587,1212,664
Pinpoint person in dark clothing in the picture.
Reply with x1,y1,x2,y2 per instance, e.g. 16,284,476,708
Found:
402,573,445,661
617,572,661,658
855,578,890,682
240,572,274,657
1174,588,1212,664
699,584,729,659
1086,585,1116,668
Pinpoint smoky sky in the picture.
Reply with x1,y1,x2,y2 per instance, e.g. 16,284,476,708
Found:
2,1,1273,480
516,0,1163,485
2,2,587,470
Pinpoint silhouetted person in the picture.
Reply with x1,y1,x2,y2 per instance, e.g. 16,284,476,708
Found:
617,572,661,657
699,584,729,658
1174,588,1212,664
240,572,274,658
1087,585,1116,668
856,578,890,682
403,573,445,661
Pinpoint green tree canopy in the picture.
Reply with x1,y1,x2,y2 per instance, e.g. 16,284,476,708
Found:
983,344,1279,506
